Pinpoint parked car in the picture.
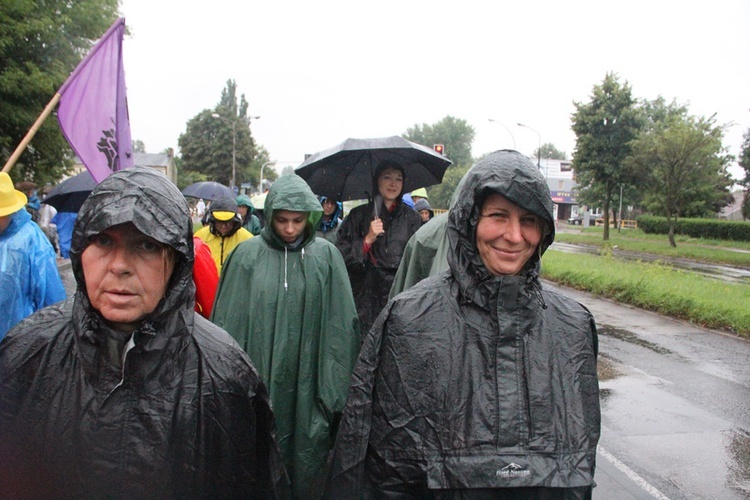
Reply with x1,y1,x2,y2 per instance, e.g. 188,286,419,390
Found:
567,214,602,225
567,215,584,225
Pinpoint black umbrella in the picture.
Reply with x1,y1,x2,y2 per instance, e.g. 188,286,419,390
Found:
181,181,235,201
42,170,97,213
295,136,452,202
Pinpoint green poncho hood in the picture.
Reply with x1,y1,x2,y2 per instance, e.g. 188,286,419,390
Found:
261,174,323,249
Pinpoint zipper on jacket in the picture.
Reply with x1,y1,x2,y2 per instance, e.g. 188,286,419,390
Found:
109,332,136,395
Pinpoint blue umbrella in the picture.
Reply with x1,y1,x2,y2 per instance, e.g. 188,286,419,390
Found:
182,181,235,201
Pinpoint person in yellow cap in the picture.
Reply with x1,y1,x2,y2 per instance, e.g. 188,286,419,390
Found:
194,196,252,275
409,187,429,203
0,172,66,340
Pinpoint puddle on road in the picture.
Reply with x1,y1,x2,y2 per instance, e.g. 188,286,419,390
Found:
729,429,750,496
598,325,672,355
597,357,621,403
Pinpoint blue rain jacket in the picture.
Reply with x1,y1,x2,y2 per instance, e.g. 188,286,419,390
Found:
0,208,65,339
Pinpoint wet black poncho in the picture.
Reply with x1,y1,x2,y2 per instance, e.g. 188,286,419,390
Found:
328,151,600,498
0,167,288,498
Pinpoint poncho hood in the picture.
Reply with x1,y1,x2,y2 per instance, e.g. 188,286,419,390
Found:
71,166,195,337
262,174,323,249
447,149,555,300
235,194,256,214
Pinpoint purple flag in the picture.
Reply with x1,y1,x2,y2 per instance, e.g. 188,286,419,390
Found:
57,18,133,183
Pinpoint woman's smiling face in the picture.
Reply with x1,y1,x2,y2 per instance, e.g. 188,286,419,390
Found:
377,167,404,205
475,193,543,276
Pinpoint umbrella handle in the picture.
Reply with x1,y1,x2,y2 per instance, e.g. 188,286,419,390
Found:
373,194,385,238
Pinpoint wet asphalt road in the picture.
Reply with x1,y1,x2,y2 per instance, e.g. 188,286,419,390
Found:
55,259,750,498
551,284,750,499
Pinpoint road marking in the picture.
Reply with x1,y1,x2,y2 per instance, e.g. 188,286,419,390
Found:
599,446,671,499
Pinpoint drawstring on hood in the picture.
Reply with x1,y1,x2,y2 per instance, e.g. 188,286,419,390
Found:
261,174,323,291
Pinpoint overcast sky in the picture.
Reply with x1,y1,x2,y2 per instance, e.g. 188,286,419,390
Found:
120,0,749,181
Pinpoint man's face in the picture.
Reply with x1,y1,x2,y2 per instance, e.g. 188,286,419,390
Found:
272,210,308,244
237,206,249,218
213,219,235,236
419,209,431,222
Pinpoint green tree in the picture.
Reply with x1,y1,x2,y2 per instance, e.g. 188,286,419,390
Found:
403,115,475,209
571,73,641,240
627,110,733,246
536,142,567,160
739,129,750,220
178,79,261,187
0,0,121,185
133,139,146,153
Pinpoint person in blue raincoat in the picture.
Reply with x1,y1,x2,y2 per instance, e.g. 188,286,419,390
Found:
0,173,65,340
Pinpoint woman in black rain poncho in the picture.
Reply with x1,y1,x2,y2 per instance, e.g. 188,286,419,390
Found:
328,150,600,499
335,160,422,336
0,166,288,498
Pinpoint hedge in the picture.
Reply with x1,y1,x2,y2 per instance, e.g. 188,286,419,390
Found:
636,215,750,241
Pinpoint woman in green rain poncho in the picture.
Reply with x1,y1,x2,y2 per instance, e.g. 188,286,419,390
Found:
211,174,360,499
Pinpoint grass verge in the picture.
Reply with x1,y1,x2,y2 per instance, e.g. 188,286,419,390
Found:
541,249,750,338
555,228,750,267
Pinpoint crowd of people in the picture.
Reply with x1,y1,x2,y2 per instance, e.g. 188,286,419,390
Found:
0,150,600,498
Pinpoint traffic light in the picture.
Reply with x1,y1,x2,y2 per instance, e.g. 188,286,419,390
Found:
433,144,445,155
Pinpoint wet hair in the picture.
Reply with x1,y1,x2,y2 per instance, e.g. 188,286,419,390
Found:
374,160,405,181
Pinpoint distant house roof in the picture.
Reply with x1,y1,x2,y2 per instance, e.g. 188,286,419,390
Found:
719,190,745,220
72,148,177,184
133,152,171,167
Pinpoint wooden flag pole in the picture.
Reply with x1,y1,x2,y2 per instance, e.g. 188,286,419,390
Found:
2,93,62,174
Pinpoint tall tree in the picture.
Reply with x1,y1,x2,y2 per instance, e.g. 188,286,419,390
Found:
626,110,733,246
403,115,475,209
571,73,641,240
536,143,567,160
0,0,121,185
739,129,750,220
178,80,261,187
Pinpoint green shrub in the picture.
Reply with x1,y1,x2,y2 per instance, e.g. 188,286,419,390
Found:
637,215,750,241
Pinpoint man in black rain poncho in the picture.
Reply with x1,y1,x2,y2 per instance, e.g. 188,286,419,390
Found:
0,166,288,498
327,150,600,498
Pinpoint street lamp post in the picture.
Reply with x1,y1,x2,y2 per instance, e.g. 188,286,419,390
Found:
487,118,516,149
517,122,542,176
212,113,260,190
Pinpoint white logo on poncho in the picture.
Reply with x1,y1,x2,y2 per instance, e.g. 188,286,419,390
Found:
496,463,531,478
